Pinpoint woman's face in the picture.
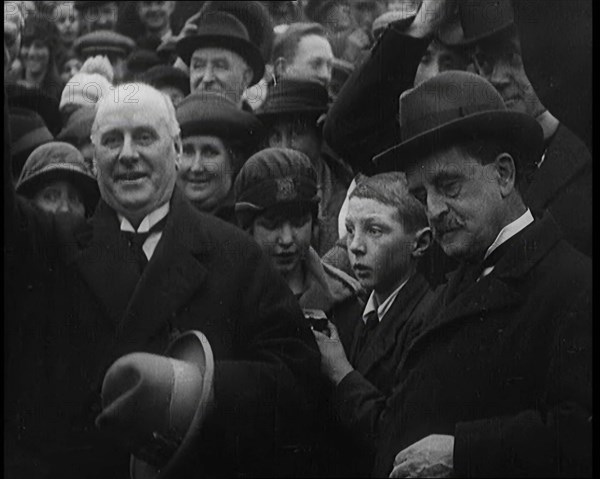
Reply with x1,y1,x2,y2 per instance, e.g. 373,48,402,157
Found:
60,57,82,83
54,2,81,45
21,39,50,75
32,179,86,219
176,135,234,213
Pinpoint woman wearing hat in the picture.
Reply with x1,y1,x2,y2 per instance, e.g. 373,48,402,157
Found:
17,16,65,102
16,141,100,220
175,92,264,222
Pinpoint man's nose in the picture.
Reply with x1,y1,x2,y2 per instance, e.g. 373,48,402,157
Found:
118,136,139,162
488,62,511,89
348,232,366,256
277,223,294,245
201,65,215,83
426,191,448,220
189,151,208,172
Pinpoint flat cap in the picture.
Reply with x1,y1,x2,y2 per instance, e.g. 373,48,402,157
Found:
74,29,136,59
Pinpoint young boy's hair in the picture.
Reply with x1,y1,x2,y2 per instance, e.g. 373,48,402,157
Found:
349,172,427,233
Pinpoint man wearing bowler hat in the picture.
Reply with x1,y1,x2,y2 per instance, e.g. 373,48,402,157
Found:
175,10,266,108
4,82,320,478
358,71,591,477
437,0,592,258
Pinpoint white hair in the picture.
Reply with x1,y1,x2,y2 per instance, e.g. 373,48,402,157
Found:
90,82,181,146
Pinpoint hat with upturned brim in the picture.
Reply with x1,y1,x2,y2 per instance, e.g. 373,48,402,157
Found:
373,71,543,173
176,91,264,149
437,0,515,46
16,141,99,215
95,330,215,479
176,11,265,86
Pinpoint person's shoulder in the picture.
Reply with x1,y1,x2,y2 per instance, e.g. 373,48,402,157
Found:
549,123,591,163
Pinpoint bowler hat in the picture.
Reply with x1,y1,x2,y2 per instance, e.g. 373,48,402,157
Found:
373,71,543,172
176,12,265,86
234,147,319,228
438,0,515,46
199,1,274,64
257,79,329,121
95,331,215,479
16,142,99,214
141,66,190,97
75,29,136,59
176,92,264,149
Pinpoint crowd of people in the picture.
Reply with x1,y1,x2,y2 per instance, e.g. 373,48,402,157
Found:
4,0,592,477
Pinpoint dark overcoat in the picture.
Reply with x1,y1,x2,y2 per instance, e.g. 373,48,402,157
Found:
361,213,591,477
327,272,435,477
524,124,592,257
4,99,321,478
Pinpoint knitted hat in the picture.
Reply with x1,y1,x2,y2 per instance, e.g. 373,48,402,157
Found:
56,106,97,146
16,141,99,214
9,107,55,179
59,56,113,112
234,147,319,228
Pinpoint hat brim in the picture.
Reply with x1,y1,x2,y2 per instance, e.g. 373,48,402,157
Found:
16,166,100,214
130,331,215,479
176,35,265,86
437,19,515,47
373,110,543,173
257,106,327,120
180,115,264,147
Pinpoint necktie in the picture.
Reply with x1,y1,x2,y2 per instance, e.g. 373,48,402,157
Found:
122,216,167,273
355,309,379,360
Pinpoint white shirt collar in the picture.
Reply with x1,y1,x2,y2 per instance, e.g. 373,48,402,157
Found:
484,209,534,261
362,276,410,324
118,202,170,233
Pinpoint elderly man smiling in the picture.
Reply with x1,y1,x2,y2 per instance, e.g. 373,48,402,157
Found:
175,11,265,108
4,82,319,478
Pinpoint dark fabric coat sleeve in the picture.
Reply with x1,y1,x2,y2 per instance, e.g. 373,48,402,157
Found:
191,243,322,476
453,288,592,477
323,24,430,175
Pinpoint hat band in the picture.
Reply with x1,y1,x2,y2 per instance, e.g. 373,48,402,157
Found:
401,104,503,142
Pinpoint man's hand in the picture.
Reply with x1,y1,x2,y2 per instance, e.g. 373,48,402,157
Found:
405,0,457,38
312,321,354,385
389,434,454,478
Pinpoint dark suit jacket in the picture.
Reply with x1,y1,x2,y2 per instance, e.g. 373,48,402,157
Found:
524,124,592,257
4,99,321,477
366,213,591,477
326,273,434,476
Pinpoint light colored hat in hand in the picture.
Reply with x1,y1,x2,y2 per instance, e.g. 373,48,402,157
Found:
95,331,215,479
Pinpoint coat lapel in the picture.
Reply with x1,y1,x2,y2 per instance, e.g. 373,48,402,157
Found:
355,273,430,378
73,200,141,328
525,125,590,211
116,190,208,352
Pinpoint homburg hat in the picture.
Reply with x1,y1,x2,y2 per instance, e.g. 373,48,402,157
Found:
256,79,329,121
373,71,543,173
95,331,215,479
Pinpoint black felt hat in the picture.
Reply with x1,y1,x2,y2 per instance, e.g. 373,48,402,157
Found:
373,71,543,173
257,79,329,121
6,83,62,135
176,91,264,148
175,11,265,86
9,107,55,178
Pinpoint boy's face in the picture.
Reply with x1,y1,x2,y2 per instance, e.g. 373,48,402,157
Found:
251,205,314,278
346,197,415,296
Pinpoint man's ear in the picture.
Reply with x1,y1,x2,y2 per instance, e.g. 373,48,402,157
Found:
411,226,432,258
494,153,517,198
272,57,287,79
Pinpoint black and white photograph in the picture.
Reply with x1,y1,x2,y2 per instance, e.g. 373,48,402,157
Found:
4,0,592,477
